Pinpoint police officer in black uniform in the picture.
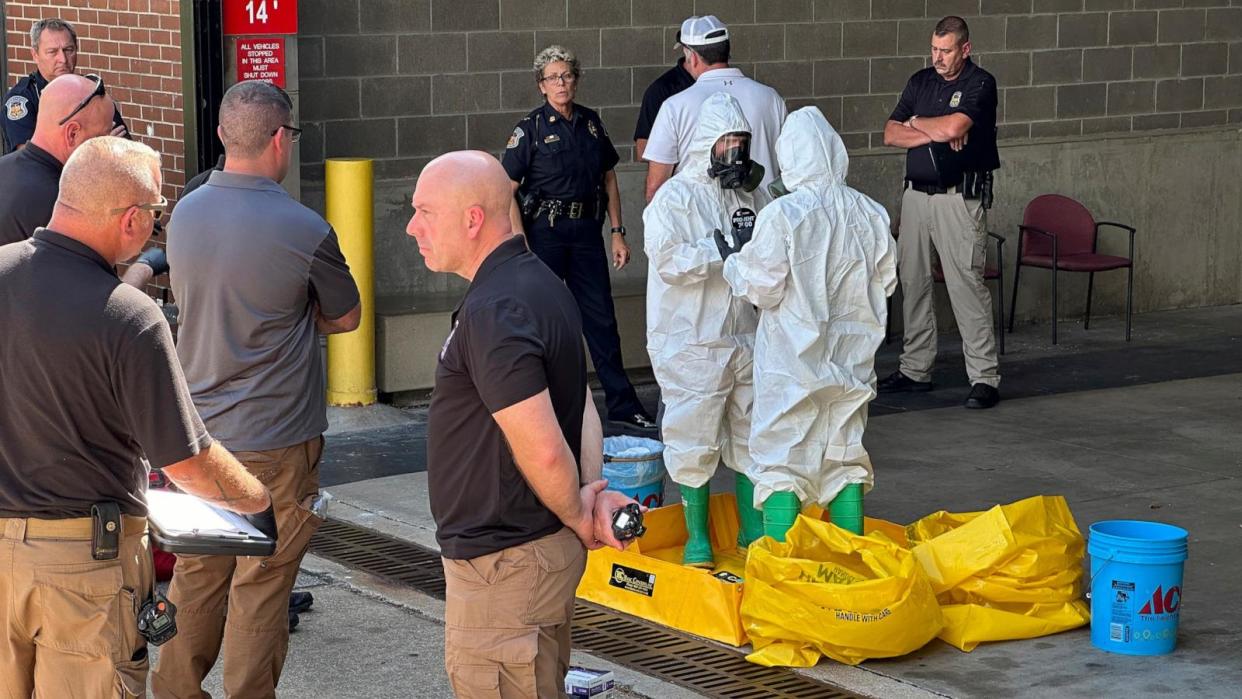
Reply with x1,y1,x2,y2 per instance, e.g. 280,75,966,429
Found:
3,18,127,153
880,15,1002,410
502,45,656,431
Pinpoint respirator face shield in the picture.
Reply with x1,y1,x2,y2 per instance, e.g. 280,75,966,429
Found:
708,131,764,192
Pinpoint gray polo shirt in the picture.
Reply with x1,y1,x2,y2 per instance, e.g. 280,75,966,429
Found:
168,171,359,452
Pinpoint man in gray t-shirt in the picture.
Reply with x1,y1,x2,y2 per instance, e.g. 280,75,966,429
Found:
152,81,360,699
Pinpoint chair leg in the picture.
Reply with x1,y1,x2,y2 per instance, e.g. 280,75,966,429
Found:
1051,267,1058,345
996,266,1005,356
1084,272,1095,330
1125,265,1133,342
1008,263,1021,334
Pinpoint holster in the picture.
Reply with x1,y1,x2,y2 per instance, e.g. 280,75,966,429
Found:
963,171,995,209
91,501,122,560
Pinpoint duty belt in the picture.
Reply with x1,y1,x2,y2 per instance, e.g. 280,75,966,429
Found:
906,180,961,196
535,198,598,226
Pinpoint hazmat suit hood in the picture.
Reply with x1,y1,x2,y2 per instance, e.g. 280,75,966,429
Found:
721,106,898,508
683,92,755,185
774,106,850,192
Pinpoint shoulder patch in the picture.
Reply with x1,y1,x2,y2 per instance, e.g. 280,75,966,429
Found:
507,126,524,149
6,95,29,121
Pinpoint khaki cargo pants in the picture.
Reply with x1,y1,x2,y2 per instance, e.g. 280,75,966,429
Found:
151,436,323,699
0,514,153,698
442,528,587,698
896,187,1001,388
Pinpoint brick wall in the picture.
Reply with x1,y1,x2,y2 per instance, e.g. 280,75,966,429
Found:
296,0,1242,185
4,0,186,200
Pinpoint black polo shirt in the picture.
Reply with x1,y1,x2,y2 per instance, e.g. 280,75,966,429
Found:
0,143,62,245
634,58,695,141
427,235,588,559
3,70,128,152
0,229,213,518
502,102,620,201
890,59,1000,186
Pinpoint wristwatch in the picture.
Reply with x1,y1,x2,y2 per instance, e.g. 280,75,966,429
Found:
611,226,626,237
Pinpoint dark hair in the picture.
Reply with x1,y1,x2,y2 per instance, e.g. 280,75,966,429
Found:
689,40,730,66
934,16,970,45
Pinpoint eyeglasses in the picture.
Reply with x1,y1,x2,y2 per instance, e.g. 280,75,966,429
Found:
58,73,106,126
108,195,168,223
539,72,577,85
273,124,302,143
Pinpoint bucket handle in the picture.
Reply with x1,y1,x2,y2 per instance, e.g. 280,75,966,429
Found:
1084,549,1118,601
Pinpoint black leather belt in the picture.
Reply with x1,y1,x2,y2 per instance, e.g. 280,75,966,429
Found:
535,198,599,226
906,180,961,195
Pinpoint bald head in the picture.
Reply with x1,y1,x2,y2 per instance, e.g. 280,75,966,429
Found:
30,74,116,163
407,150,516,279
51,136,163,264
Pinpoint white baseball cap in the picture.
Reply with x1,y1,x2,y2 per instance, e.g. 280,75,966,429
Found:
675,15,729,48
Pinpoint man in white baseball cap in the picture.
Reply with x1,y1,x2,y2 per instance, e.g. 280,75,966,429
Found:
643,15,787,202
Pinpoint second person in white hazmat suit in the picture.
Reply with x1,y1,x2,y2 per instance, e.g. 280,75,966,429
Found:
722,106,897,542
644,92,772,567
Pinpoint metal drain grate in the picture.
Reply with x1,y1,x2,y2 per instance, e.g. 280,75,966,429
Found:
310,519,866,699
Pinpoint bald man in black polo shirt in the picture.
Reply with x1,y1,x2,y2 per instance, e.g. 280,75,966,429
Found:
0,136,276,697
407,150,638,698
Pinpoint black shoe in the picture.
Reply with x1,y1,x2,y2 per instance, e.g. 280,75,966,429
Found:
289,591,314,615
611,411,657,430
877,370,933,393
288,610,300,632
964,383,1000,409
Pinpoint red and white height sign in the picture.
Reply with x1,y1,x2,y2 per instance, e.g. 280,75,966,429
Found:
223,0,298,36
237,38,286,88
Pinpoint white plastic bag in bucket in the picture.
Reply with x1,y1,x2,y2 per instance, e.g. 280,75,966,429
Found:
602,436,666,508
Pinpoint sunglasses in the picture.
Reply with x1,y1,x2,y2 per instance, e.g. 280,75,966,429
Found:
109,195,169,223
272,124,302,143
58,73,106,126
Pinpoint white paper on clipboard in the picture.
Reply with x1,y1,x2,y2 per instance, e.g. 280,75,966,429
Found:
146,490,265,539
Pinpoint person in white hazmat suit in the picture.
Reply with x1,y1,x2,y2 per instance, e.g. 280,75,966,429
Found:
643,92,771,568
721,106,897,542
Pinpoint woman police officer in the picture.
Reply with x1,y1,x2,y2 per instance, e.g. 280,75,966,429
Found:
502,45,654,430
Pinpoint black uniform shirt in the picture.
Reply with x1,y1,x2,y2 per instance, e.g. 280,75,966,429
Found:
502,102,620,201
427,235,588,560
0,229,213,518
0,143,62,245
3,70,128,152
633,58,695,141
890,59,1000,186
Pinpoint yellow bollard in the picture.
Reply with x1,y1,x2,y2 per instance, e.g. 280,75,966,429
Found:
325,158,376,406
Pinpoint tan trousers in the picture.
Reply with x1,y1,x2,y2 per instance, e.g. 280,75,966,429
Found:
897,187,1001,387
442,528,587,699
151,436,324,699
1,514,153,698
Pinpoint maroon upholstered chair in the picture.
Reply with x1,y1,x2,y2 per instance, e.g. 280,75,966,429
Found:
1008,194,1136,345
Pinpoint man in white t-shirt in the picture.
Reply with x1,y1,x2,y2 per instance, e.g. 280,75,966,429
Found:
643,15,787,202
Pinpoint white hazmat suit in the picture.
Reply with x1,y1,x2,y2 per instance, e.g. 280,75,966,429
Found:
643,92,771,488
723,106,897,508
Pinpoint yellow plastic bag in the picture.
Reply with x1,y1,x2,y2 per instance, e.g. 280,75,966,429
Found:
741,515,943,666
906,494,1091,651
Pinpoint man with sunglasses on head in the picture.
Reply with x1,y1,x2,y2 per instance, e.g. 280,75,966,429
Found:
4,18,128,153
151,80,360,699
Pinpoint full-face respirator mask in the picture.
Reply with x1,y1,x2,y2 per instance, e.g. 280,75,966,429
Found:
707,132,764,192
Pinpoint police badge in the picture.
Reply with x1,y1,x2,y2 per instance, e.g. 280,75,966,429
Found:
6,95,29,121
949,91,962,108
587,121,598,139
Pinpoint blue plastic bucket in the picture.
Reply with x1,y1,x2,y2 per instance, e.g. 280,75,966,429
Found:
1088,520,1188,656
602,436,666,509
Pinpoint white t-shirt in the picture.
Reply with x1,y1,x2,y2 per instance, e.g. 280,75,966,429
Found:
644,67,788,191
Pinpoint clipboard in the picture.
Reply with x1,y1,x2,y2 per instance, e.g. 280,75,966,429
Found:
147,490,276,556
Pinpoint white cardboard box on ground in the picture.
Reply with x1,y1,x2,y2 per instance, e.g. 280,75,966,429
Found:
564,666,615,697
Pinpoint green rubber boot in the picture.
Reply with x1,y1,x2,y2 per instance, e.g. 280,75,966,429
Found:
829,483,865,535
762,491,801,543
680,484,714,568
734,472,764,549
